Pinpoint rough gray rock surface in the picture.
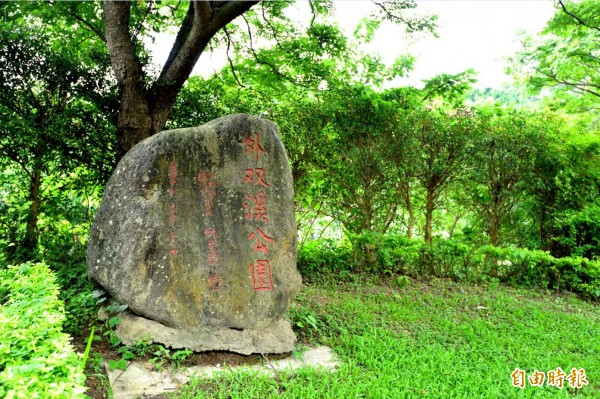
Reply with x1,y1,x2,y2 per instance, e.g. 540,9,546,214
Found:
87,114,301,344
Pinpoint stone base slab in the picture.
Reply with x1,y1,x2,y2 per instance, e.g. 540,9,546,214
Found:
114,311,296,355
106,346,338,399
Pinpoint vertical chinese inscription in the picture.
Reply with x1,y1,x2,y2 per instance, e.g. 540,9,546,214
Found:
198,172,216,217
168,161,178,256
199,171,221,291
243,133,274,291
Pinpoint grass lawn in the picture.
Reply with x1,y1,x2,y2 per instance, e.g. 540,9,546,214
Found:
172,278,599,399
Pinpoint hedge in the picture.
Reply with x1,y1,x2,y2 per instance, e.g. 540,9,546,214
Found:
298,234,600,300
0,263,86,398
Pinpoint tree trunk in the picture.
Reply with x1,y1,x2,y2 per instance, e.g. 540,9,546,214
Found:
103,1,259,162
539,206,548,250
23,169,41,252
115,88,153,161
401,182,415,239
424,190,435,245
489,215,500,247
488,197,501,246
449,211,464,238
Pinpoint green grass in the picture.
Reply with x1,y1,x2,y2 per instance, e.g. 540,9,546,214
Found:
173,278,599,398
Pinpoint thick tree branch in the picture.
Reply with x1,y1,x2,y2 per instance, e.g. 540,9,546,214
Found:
147,1,258,132
162,3,196,74
159,1,258,87
102,1,145,87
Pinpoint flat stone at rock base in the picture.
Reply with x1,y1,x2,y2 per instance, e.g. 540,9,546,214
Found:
106,346,339,399
114,310,296,355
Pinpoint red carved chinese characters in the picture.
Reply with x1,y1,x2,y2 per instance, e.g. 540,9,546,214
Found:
242,132,274,292
169,231,178,255
168,161,178,256
199,172,221,291
205,227,221,291
243,168,270,188
169,203,176,224
248,228,274,254
243,133,267,164
198,172,216,217
250,260,272,291
243,192,269,222
169,161,177,198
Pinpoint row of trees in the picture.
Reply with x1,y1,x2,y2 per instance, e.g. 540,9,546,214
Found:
0,0,598,266
165,71,599,262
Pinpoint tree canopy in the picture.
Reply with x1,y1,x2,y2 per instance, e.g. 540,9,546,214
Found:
513,0,600,114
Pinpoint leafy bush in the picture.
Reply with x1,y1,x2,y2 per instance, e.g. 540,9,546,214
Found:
298,235,600,300
297,238,352,282
550,203,600,259
48,259,98,336
477,245,600,299
0,263,86,398
351,233,422,274
415,239,484,281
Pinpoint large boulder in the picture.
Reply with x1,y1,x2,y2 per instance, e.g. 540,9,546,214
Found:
87,114,301,353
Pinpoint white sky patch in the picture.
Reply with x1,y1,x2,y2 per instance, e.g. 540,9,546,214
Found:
150,0,556,89
390,0,556,88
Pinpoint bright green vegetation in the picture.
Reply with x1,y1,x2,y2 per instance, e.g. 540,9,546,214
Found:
0,263,86,398
174,280,599,399
299,236,600,300
1,1,600,398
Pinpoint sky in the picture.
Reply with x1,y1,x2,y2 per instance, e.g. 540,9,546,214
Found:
334,0,557,88
152,1,557,89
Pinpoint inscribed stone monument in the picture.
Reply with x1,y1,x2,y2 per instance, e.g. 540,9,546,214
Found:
87,114,301,354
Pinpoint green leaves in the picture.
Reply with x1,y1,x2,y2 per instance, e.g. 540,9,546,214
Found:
0,263,86,397
353,17,382,44
108,316,122,328
108,359,128,371
422,69,478,106
513,0,600,114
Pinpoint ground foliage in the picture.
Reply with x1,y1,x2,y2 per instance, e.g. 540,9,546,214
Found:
174,279,599,398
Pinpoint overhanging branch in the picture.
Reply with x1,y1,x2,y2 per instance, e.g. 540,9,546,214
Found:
558,0,600,33
158,1,258,89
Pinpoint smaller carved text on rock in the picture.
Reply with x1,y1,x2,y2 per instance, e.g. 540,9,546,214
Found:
198,172,216,217
168,161,178,256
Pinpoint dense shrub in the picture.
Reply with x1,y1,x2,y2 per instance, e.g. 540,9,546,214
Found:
476,245,600,299
415,239,484,281
0,263,86,398
298,235,600,300
297,238,352,282
351,233,422,274
550,203,600,260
